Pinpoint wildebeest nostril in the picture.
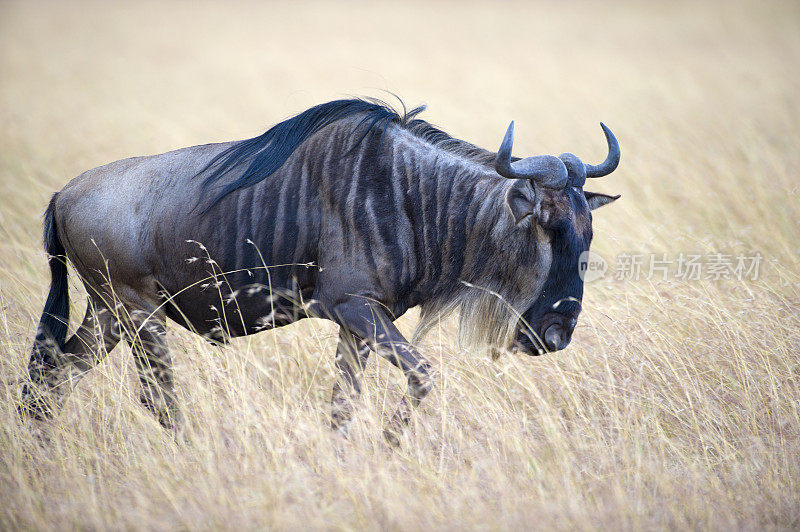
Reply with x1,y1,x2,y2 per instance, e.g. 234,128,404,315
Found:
544,324,562,351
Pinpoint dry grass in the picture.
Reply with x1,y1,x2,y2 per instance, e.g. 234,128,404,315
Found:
1,1,799,529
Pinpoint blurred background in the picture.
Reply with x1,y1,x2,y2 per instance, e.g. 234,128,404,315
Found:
2,1,798,264
1,1,798,529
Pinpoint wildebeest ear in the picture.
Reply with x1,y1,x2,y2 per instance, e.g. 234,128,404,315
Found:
585,192,620,211
505,180,535,223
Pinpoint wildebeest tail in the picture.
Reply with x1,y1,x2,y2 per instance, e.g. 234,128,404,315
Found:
35,193,70,351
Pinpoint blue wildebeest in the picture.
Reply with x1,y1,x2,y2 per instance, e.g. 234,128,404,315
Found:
21,99,620,443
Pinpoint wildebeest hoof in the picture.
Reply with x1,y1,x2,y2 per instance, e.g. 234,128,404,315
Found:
19,385,57,422
382,426,404,448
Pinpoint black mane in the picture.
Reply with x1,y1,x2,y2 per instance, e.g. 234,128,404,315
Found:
197,97,494,208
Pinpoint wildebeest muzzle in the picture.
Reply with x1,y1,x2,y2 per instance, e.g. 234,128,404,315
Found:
515,312,578,356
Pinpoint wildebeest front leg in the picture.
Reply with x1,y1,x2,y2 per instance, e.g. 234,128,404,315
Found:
330,330,370,435
127,311,181,430
333,299,433,447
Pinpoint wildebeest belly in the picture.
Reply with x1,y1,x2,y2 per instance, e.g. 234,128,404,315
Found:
161,264,318,339
153,214,320,339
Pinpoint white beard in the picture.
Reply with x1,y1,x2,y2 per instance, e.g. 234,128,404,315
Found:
413,282,530,358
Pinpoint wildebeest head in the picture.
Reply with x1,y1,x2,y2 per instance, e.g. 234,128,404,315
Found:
494,122,620,355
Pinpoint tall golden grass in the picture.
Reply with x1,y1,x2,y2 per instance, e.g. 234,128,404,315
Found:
1,1,798,529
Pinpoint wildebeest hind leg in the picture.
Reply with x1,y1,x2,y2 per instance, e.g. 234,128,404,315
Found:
330,329,370,435
22,299,120,420
126,309,181,431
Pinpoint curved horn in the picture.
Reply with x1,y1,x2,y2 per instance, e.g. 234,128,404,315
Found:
494,121,518,178
495,121,569,188
584,123,620,178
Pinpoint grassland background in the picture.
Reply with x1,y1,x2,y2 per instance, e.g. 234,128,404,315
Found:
1,1,799,529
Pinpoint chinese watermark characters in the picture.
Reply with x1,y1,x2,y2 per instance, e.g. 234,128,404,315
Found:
579,251,762,282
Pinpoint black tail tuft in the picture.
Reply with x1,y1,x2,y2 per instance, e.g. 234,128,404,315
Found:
36,194,69,352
